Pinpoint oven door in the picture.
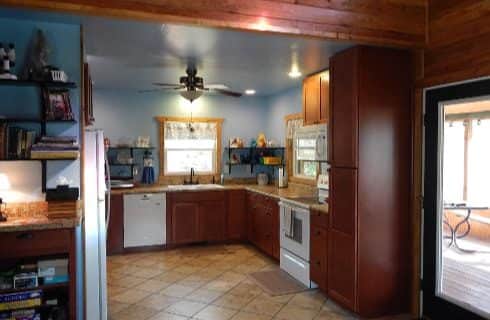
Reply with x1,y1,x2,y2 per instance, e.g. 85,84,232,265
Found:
279,202,310,261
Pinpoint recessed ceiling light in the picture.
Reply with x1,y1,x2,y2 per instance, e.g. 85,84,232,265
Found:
288,70,302,78
245,89,256,95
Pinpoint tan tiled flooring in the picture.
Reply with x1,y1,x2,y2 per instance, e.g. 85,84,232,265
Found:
107,244,360,320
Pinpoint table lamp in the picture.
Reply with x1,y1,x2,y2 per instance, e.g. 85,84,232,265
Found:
0,173,11,222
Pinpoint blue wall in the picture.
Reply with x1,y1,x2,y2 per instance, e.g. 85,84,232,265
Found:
0,17,81,193
93,89,282,178
93,86,302,179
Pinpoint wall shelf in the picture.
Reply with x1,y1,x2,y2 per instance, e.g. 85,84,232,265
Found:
0,79,77,88
225,146,285,174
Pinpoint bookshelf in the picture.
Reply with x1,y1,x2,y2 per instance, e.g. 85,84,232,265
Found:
107,147,154,181
225,146,285,174
0,80,79,192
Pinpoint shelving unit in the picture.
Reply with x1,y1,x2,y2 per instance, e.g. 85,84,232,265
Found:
107,146,154,180
0,79,79,192
225,146,285,174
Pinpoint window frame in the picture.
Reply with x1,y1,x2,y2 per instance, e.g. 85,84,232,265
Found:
156,116,223,184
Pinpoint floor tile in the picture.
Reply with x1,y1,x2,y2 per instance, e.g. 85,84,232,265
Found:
193,305,237,320
110,275,147,288
185,288,223,303
133,267,164,279
136,279,172,293
204,279,238,292
212,293,254,310
288,290,326,310
228,283,262,300
313,309,358,320
160,284,196,298
111,289,152,304
259,292,295,304
165,300,207,317
112,305,158,320
274,305,320,320
242,296,284,316
148,311,190,320
135,294,181,311
156,271,188,283
108,301,129,315
230,311,272,320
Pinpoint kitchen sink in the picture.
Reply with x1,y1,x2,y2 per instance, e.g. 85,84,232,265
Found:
166,184,225,191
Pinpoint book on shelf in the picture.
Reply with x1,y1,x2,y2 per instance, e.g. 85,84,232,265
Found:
2,127,37,160
30,136,80,160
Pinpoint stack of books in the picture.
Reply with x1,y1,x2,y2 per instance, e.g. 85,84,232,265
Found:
0,290,42,312
30,136,79,160
0,124,37,160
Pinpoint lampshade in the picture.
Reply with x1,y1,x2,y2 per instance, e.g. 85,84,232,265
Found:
180,90,203,103
0,174,11,190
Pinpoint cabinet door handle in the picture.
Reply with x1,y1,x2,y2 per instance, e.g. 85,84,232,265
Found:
16,233,33,240
316,230,321,236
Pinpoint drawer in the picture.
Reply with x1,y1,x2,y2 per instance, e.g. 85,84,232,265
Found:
311,210,328,228
310,225,327,291
0,229,72,258
170,190,224,202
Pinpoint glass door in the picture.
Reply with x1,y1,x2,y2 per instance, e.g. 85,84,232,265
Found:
423,78,490,320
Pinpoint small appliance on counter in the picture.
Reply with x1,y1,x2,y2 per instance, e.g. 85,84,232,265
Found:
277,167,288,188
317,174,329,204
257,173,269,186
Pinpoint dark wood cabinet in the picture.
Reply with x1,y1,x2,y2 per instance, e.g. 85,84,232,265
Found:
167,191,226,245
227,190,247,240
0,229,77,319
328,46,412,318
330,48,358,168
107,193,124,255
303,72,329,126
171,202,199,244
310,219,328,293
246,191,279,259
199,200,226,242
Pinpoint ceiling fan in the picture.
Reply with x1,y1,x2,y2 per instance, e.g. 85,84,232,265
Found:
140,67,242,102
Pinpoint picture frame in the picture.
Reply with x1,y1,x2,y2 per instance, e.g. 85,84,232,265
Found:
83,63,95,126
42,88,74,121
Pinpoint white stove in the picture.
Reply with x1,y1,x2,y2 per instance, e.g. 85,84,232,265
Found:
279,199,317,288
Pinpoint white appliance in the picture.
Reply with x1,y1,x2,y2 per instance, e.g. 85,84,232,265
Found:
294,124,327,162
279,199,316,288
83,129,108,320
124,193,166,247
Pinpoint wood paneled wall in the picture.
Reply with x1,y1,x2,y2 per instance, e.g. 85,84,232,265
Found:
424,0,490,86
0,0,426,48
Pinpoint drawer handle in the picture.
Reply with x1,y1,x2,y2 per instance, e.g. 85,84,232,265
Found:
16,233,33,240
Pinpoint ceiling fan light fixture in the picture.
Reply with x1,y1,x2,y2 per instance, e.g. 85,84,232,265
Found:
245,89,256,95
180,90,203,103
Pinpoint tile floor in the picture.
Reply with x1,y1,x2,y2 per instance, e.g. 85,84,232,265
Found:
107,244,404,320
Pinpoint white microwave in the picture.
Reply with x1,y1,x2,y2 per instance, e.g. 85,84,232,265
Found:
293,124,327,162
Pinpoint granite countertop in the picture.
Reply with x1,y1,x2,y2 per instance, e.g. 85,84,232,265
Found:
0,216,82,233
111,183,329,214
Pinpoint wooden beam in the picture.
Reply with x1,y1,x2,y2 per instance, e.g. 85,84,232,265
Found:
0,0,426,48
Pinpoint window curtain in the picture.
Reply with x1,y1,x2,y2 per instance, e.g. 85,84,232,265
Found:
164,121,217,140
286,118,303,139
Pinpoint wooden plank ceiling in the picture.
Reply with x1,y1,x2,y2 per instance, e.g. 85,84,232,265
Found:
0,0,426,48
424,0,490,86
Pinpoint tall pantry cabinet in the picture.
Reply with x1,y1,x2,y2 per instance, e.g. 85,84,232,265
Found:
327,46,412,318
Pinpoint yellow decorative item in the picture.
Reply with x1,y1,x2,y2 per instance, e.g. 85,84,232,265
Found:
261,157,282,165
257,133,267,148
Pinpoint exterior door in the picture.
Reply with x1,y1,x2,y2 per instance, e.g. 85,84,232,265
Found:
423,78,490,320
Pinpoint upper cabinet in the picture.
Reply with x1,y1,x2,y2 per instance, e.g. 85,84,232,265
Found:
303,71,329,126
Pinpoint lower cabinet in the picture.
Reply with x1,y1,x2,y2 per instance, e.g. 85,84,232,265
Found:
168,191,226,245
246,191,279,259
199,200,226,242
171,202,199,244
310,220,328,292
227,190,247,240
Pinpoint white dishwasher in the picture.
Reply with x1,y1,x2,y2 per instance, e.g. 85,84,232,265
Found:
124,193,166,248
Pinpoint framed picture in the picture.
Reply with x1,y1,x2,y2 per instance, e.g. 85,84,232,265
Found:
43,88,74,121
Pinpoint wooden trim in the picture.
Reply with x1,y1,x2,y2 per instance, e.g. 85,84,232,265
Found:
155,116,224,183
0,0,426,48
283,113,317,187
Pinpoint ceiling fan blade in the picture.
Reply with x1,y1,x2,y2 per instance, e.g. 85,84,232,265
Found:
204,84,229,89
152,82,184,88
209,88,243,97
138,88,183,93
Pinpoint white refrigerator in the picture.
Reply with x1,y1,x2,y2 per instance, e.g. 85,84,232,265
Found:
83,129,108,320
